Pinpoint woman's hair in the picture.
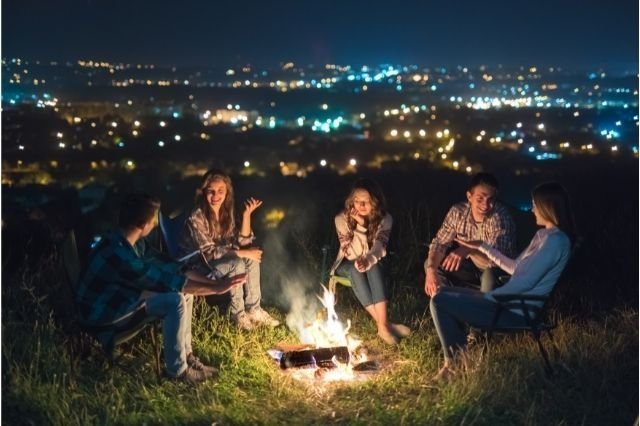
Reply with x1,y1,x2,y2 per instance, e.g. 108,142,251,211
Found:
195,169,235,238
343,178,387,245
532,182,576,245
119,193,160,230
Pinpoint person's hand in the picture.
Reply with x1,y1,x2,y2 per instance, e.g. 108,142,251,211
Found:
237,248,263,262
441,246,471,272
424,268,439,297
454,238,482,250
217,273,247,293
355,256,370,272
243,197,263,217
350,208,366,227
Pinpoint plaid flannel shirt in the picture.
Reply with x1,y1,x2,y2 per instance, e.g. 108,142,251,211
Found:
76,230,186,325
179,206,254,271
426,201,516,270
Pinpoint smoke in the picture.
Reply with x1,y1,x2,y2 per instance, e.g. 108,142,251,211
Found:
260,206,327,337
281,275,322,338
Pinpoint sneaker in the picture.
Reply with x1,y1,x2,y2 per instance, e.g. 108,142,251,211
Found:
377,327,399,345
175,366,208,386
187,353,219,378
232,312,255,330
390,323,412,338
248,307,280,327
431,365,456,383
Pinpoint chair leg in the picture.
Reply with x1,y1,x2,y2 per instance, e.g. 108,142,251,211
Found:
532,333,554,376
546,329,561,358
328,278,338,304
149,324,162,377
480,332,492,362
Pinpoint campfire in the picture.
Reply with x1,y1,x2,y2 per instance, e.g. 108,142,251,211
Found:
268,285,379,382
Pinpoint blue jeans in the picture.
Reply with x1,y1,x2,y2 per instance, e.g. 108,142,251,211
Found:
430,287,527,362
208,254,261,316
142,292,191,377
335,260,387,307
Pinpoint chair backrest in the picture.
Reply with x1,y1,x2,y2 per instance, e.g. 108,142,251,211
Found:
158,210,187,260
62,230,81,292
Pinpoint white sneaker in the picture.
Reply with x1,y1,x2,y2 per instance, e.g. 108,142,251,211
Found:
248,307,280,327
390,323,412,338
232,312,255,330
377,327,399,345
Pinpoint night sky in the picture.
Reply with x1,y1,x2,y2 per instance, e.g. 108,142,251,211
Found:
3,0,638,69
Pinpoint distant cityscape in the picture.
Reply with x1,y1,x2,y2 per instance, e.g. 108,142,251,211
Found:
2,57,638,188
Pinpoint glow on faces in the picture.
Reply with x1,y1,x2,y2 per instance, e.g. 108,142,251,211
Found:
204,179,228,209
466,184,496,221
352,189,373,217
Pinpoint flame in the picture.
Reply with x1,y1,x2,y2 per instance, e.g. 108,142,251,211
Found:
288,285,368,382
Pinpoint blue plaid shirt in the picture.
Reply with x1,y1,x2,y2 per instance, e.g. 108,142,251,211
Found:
76,230,186,325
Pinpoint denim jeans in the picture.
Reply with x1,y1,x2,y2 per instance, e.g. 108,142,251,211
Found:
208,254,261,316
430,287,527,362
142,292,191,377
335,260,387,307
437,257,502,293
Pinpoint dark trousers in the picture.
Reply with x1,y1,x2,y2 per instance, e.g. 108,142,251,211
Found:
437,257,502,293
430,287,527,362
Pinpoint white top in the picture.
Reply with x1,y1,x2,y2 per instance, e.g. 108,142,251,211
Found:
330,212,392,274
479,227,571,313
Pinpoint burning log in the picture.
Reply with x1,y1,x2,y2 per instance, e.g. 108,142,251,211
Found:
279,346,350,369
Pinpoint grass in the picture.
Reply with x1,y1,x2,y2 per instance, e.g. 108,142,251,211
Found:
2,258,638,426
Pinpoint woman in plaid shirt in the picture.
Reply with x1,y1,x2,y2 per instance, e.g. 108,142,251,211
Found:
179,169,280,331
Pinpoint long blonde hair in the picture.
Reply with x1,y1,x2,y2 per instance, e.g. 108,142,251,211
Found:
343,178,387,246
195,169,236,239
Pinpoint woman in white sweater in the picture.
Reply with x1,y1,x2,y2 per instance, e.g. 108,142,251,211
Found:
430,182,576,380
330,178,410,345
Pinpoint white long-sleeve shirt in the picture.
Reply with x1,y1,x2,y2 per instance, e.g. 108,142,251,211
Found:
479,227,571,313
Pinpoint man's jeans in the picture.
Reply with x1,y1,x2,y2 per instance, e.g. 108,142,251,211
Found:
335,260,387,307
208,255,261,316
430,287,527,362
437,257,502,293
142,292,192,377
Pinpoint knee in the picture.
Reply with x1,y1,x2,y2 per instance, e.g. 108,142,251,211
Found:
430,293,440,311
232,257,247,273
167,292,186,313
243,257,258,271
430,291,450,312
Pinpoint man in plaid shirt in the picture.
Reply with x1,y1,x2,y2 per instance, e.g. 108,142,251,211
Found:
76,193,245,385
424,173,515,297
